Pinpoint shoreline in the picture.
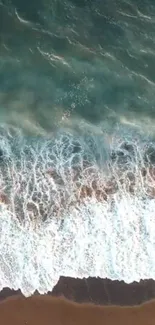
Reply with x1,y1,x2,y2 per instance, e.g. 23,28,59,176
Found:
0,277,155,306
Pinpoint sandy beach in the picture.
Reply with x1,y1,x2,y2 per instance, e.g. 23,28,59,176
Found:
0,294,154,325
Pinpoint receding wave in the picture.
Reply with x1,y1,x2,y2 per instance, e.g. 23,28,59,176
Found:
0,123,154,296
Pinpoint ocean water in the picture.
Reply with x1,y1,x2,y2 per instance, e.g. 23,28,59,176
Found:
1,0,155,296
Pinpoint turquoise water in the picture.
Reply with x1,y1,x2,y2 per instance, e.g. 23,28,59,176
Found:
1,0,155,134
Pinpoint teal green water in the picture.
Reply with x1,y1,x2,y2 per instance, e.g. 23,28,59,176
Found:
1,0,155,138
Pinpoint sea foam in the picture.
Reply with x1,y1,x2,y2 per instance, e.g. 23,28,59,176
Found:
0,124,154,296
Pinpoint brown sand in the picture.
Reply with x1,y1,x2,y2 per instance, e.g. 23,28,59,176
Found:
0,294,154,325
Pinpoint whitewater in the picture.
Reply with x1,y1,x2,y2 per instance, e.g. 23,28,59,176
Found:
0,122,155,296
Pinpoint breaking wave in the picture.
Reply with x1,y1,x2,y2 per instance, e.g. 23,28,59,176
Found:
0,123,155,296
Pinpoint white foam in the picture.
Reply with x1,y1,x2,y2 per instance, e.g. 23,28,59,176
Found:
0,124,154,296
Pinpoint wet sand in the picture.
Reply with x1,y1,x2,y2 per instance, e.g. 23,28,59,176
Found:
52,277,155,306
1,277,155,306
0,294,154,325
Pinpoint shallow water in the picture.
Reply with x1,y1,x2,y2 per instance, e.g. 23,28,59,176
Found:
1,0,155,296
